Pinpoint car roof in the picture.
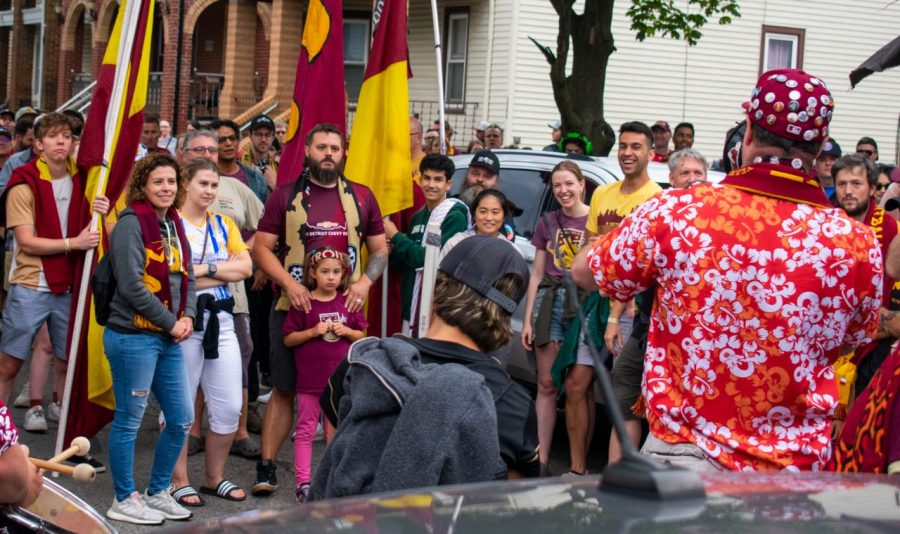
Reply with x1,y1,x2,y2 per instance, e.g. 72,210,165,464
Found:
452,149,725,187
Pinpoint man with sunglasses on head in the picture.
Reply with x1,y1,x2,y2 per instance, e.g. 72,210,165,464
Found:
241,115,279,191
814,138,841,204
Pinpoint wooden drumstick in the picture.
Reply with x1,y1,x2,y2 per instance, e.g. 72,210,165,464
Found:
30,458,96,482
47,436,91,464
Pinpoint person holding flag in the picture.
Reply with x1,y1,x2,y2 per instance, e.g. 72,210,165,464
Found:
0,112,110,408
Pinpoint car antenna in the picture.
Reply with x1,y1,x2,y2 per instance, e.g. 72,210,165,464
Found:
550,221,706,500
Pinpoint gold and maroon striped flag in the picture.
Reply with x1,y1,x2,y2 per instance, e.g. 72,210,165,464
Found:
61,0,156,445
343,0,412,216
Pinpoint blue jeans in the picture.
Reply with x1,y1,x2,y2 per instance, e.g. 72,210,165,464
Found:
104,329,193,501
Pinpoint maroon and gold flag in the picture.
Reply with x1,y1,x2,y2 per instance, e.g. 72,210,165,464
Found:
277,0,346,185
61,0,156,445
343,0,412,216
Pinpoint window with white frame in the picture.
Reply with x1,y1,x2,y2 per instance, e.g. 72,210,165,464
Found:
344,17,370,104
760,26,804,73
444,10,469,103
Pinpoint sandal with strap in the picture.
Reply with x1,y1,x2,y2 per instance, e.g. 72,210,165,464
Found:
170,485,205,507
200,479,246,502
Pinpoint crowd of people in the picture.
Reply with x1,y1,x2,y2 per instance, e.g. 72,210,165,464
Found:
0,65,899,526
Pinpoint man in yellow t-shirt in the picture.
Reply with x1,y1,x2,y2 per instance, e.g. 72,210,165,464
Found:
586,122,662,236
577,121,661,468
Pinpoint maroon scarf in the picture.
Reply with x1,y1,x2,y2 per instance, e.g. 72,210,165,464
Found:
720,162,831,208
1,157,87,294
130,200,190,331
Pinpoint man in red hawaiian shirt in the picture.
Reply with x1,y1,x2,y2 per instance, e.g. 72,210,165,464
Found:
574,69,883,472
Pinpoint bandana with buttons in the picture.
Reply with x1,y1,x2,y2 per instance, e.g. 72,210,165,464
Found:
742,69,834,144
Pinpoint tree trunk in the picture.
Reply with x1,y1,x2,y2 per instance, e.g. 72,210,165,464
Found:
546,0,617,156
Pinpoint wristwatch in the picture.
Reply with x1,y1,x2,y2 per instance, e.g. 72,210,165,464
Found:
207,262,218,277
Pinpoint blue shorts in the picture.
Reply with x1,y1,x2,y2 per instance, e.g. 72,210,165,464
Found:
0,284,72,360
531,287,572,343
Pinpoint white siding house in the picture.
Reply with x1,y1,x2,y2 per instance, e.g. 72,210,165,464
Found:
379,0,900,162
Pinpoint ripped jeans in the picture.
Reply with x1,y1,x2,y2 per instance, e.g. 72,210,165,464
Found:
104,329,193,501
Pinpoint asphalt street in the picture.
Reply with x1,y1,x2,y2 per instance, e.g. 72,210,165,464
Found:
10,360,611,532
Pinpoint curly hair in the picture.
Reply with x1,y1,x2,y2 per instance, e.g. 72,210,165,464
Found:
125,153,185,208
432,271,524,352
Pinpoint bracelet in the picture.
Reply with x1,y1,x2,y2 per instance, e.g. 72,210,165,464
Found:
608,317,619,324
63,238,70,254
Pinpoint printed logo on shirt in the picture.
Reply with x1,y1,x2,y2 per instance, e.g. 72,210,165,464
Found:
307,220,347,237
595,210,625,236
552,228,585,270
320,311,347,342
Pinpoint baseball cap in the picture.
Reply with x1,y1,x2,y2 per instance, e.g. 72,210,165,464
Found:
470,149,500,175
891,166,900,184
15,106,38,122
0,109,13,120
819,138,841,158
651,121,671,133
249,114,275,132
475,121,490,132
548,120,562,130
742,69,833,143
0,127,10,140
438,235,529,314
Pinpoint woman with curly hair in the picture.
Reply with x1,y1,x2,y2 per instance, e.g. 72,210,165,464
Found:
103,153,196,525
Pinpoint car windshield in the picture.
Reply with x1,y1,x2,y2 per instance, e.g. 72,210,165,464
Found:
451,167,549,239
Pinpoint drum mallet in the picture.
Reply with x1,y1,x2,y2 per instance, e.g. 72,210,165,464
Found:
47,436,90,464
29,458,97,482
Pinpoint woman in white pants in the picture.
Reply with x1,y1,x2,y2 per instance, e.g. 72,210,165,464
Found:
168,157,252,506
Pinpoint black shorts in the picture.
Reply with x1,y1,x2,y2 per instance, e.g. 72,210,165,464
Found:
612,334,645,421
267,307,295,392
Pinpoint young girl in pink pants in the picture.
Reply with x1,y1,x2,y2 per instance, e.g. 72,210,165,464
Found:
282,248,366,503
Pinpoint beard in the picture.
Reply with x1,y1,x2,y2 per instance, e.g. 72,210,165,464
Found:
841,196,870,218
458,182,480,206
307,156,345,185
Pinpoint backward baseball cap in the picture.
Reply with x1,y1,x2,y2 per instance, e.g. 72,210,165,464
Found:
470,149,500,174
438,235,529,314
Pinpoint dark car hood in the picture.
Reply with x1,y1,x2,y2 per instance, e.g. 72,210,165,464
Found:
170,471,900,532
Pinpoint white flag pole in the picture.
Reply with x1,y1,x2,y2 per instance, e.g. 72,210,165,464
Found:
54,0,148,462
429,0,447,155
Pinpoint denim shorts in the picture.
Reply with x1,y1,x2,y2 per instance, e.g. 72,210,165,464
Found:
531,287,572,343
0,284,71,360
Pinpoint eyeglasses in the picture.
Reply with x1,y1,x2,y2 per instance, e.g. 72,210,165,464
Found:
218,135,238,143
857,149,875,157
186,146,219,155
876,183,890,190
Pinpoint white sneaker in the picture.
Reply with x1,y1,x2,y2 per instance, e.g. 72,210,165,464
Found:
13,384,30,408
143,488,192,520
106,492,165,525
47,401,61,423
257,390,272,404
23,406,48,433
314,420,325,442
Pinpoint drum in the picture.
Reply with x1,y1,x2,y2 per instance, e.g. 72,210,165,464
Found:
0,477,116,534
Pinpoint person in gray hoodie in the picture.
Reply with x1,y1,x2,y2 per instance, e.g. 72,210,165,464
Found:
103,153,197,525
314,235,539,501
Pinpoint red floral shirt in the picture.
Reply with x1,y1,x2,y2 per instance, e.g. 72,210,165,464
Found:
588,177,883,471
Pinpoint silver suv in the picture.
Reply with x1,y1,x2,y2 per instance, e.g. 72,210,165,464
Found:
450,149,723,386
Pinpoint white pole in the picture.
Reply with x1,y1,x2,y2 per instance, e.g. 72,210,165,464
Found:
417,221,441,337
429,0,447,155
380,268,388,337
54,0,147,462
